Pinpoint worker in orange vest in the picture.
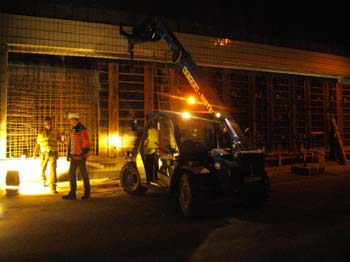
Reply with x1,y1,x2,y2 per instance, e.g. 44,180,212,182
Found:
62,112,92,200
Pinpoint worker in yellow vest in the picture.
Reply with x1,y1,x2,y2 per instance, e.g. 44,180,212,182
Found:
143,123,158,182
34,116,63,194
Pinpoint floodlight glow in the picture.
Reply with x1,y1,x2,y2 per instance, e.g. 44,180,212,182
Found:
108,135,122,148
182,112,191,119
0,158,70,195
187,96,196,105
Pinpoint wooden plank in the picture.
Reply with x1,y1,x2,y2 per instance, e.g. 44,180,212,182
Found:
266,76,273,151
330,116,347,165
291,163,325,175
291,78,299,150
248,73,256,148
144,65,153,119
323,81,329,147
108,63,119,157
336,83,344,135
305,79,311,142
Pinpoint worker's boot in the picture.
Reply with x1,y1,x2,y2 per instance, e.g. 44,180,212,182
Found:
81,191,90,200
62,192,76,200
51,186,58,194
42,173,48,187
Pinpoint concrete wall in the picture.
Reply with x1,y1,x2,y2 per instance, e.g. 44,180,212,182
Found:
0,12,349,79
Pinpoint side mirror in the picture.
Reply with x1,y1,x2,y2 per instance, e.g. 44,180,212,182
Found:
126,150,133,157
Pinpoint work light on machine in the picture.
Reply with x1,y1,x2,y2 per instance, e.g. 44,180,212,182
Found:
187,96,196,105
182,112,191,119
215,112,221,118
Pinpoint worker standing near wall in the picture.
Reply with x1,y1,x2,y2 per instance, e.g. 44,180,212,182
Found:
34,116,63,194
62,112,92,200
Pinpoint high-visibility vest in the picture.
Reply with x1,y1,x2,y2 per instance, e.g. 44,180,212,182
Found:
144,128,158,154
37,129,59,152
68,122,92,158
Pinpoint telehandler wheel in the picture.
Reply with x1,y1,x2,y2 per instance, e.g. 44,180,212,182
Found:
120,163,147,195
178,173,203,217
240,193,264,209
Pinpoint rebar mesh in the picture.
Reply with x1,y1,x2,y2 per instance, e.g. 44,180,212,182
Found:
7,63,99,158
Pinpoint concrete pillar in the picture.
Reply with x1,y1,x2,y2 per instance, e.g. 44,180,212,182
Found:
0,44,8,159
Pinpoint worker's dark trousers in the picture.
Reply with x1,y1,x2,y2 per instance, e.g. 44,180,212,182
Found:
144,153,155,181
68,158,90,195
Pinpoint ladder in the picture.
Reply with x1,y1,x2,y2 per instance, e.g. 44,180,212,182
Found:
330,116,347,165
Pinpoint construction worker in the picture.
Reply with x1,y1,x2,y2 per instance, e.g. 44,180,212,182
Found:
34,116,62,194
143,123,158,182
62,112,92,200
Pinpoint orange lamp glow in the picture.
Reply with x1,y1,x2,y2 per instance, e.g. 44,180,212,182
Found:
187,96,196,105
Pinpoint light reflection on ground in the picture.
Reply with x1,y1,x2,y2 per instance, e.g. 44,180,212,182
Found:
0,157,69,195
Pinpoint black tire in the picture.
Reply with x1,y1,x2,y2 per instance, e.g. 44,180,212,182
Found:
240,194,263,209
262,173,271,200
239,186,267,209
178,173,204,217
120,163,147,195
241,173,270,208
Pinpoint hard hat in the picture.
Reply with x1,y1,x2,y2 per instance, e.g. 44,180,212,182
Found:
68,112,79,119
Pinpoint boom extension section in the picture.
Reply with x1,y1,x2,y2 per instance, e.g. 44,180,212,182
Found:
120,16,248,149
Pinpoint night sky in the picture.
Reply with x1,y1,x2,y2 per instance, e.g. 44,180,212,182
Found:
2,0,349,54
104,0,350,54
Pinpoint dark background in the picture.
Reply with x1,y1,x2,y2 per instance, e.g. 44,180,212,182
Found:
2,0,349,55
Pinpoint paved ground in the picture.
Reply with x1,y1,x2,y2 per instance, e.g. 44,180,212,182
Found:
2,155,347,197
1,160,350,261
